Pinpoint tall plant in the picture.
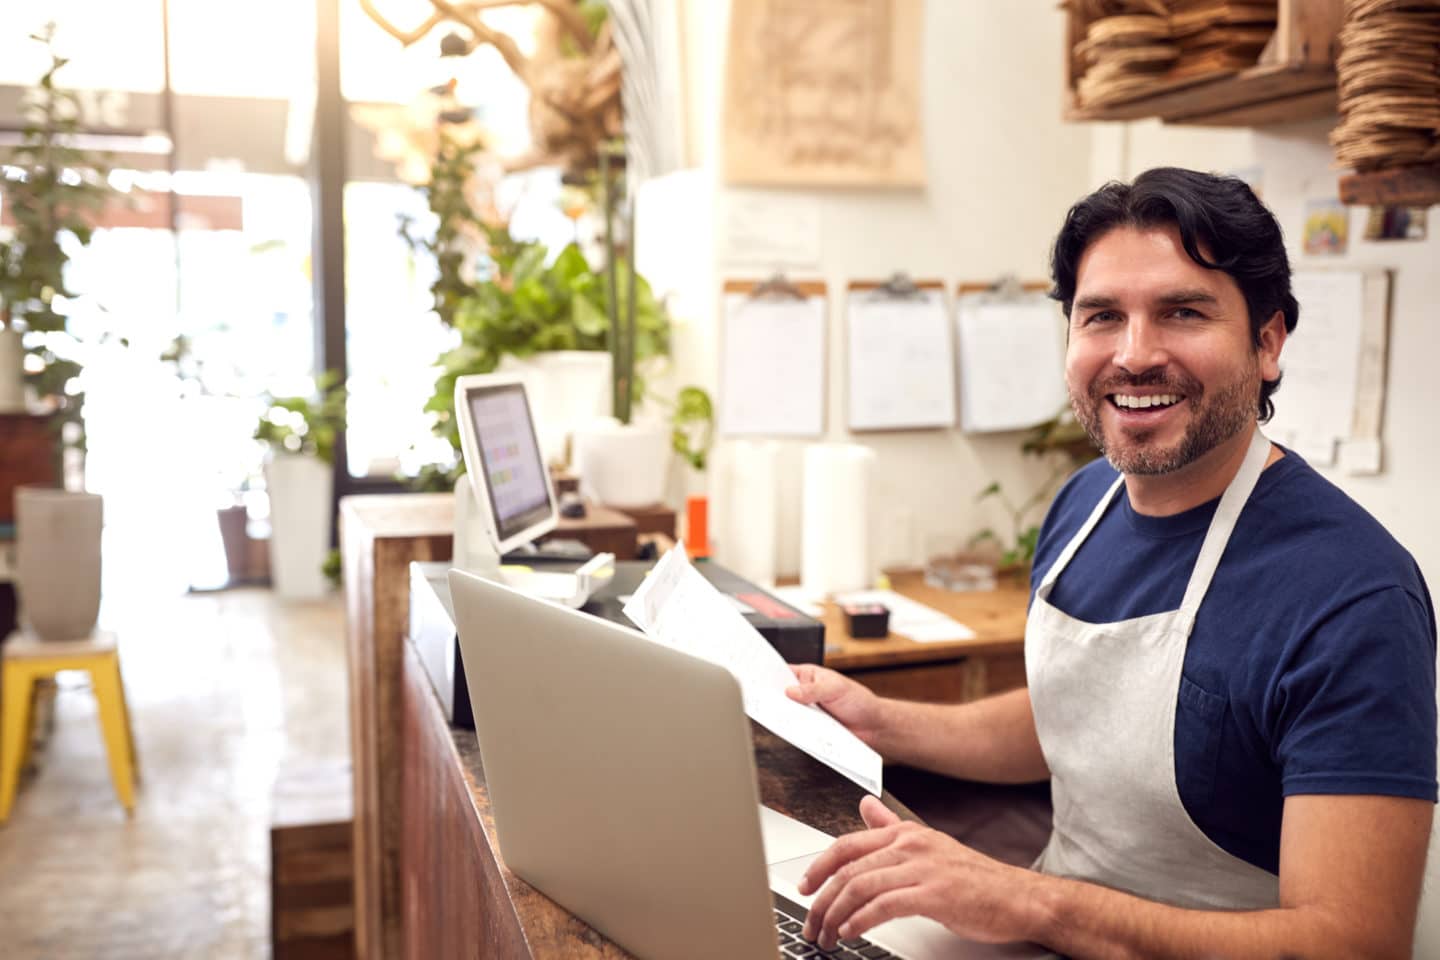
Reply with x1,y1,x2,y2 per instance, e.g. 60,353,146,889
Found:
402,134,671,488
0,25,113,444
421,228,670,472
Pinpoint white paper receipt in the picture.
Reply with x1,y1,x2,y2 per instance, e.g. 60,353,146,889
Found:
623,544,882,796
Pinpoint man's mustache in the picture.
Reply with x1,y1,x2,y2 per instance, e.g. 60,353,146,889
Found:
1089,368,1203,397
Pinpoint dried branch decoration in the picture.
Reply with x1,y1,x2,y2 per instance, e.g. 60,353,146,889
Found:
358,0,623,174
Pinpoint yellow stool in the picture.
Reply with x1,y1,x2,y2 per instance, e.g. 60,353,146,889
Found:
0,630,139,823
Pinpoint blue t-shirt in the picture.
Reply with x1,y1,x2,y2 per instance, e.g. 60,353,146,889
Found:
1030,449,1437,875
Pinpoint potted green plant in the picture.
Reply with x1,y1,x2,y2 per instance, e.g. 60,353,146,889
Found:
0,25,113,451
3,27,115,643
567,142,684,509
253,372,346,598
969,407,1101,584
399,130,660,489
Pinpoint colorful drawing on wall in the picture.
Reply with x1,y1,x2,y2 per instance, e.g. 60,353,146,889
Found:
1364,205,1428,242
722,0,925,188
1302,198,1350,256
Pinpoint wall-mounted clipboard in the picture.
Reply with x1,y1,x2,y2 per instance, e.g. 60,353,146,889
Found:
1267,268,1391,473
719,276,828,437
955,278,1069,433
845,276,955,432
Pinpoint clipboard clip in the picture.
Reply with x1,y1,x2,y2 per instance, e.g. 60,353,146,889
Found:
988,273,1028,301
750,271,807,301
866,271,927,301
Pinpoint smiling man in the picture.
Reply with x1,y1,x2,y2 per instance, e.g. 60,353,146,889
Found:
787,168,1437,958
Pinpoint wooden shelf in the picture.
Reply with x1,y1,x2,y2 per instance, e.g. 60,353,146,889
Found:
1065,63,1337,126
1339,165,1440,208
1063,0,1343,128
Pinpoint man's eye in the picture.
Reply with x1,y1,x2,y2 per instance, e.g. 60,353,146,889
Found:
1086,311,1120,324
1173,307,1204,320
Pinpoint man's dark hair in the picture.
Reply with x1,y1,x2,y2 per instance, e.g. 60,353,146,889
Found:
1048,167,1299,422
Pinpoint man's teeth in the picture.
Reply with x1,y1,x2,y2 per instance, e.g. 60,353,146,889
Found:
1113,394,1180,409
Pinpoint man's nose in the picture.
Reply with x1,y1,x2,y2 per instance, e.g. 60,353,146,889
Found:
1114,315,1169,373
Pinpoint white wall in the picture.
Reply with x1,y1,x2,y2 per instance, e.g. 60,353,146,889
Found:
647,1,1440,953
658,0,1093,579
655,0,1438,588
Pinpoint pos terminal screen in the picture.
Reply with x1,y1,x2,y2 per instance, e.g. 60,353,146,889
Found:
465,383,553,543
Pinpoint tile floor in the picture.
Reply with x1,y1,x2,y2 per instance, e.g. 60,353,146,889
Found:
0,588,348,960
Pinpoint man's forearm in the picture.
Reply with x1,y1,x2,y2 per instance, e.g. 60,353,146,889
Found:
869,687,1049,783
1025,872,1408,960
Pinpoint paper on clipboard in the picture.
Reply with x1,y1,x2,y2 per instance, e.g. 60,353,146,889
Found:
623,543,882,796
956,294,1068,432
1266,270,1367,467
846,288,956,431
719,291,826,436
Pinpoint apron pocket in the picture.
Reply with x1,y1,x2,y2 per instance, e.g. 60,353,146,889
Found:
1176,675,1227,811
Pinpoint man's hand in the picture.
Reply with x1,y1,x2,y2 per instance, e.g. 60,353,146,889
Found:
797,795,1037,950
799,793,1431,959
786,664,887,749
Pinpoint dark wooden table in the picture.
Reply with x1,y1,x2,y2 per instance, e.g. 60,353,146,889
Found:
818,571,1029,703
400,636,1053,958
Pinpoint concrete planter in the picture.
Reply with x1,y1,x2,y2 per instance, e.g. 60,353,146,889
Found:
264,453,332,599
0,328,26,414
496,351,612,467
572,418,672,509
15,486,103,642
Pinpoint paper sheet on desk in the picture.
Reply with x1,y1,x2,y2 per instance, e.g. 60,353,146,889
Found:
623,544,882,796
836,589,977,643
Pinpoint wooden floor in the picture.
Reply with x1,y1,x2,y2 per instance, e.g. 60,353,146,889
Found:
0,588,348,960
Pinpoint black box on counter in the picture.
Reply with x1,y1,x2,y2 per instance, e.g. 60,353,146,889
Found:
408,559,825,729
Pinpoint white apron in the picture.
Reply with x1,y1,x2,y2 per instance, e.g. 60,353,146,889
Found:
1027,428,1280,909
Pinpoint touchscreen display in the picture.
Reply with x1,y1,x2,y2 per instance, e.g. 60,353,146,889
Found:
467,384,552,541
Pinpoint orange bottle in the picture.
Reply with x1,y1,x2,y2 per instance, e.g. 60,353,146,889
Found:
686,495,709,558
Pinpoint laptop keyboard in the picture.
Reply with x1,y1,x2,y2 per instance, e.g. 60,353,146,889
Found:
773,892,906,959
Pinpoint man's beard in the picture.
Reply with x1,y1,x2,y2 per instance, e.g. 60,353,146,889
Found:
1070,366,1256,476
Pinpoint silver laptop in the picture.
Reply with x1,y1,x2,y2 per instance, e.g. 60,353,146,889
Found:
448,567,1050,960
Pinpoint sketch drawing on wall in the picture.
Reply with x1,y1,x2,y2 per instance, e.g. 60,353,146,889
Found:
723,0,926,188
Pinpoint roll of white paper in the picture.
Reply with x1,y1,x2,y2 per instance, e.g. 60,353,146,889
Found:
800,444,875,598
723,440,780,586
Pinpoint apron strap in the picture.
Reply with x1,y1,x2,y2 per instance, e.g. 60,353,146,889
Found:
1038,474,1126,594
1177,428,1272,625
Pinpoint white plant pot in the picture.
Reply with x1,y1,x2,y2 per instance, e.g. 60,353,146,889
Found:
264,453,333,599
15,487,103,642
496,351,612,466
0,328,26,414
572,418,672,509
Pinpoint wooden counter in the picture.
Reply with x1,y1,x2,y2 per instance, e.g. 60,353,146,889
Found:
340,492,652,958
343,493,1030,958
399,637,1052,958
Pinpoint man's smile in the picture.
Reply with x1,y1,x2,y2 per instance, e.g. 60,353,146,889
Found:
1105,390,1187,428
1110,393,1182,410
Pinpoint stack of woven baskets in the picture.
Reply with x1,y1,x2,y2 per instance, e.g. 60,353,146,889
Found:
1071,0,1280,108
1076,11,1179,106
1331,0,1440,172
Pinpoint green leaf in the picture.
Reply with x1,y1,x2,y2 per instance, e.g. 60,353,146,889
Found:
511,243,548,284
572,293,608,337
252,371,347,464
976,481,1002,502
551,243,590,287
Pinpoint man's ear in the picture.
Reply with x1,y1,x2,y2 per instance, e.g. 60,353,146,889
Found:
1257,310,1286,382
